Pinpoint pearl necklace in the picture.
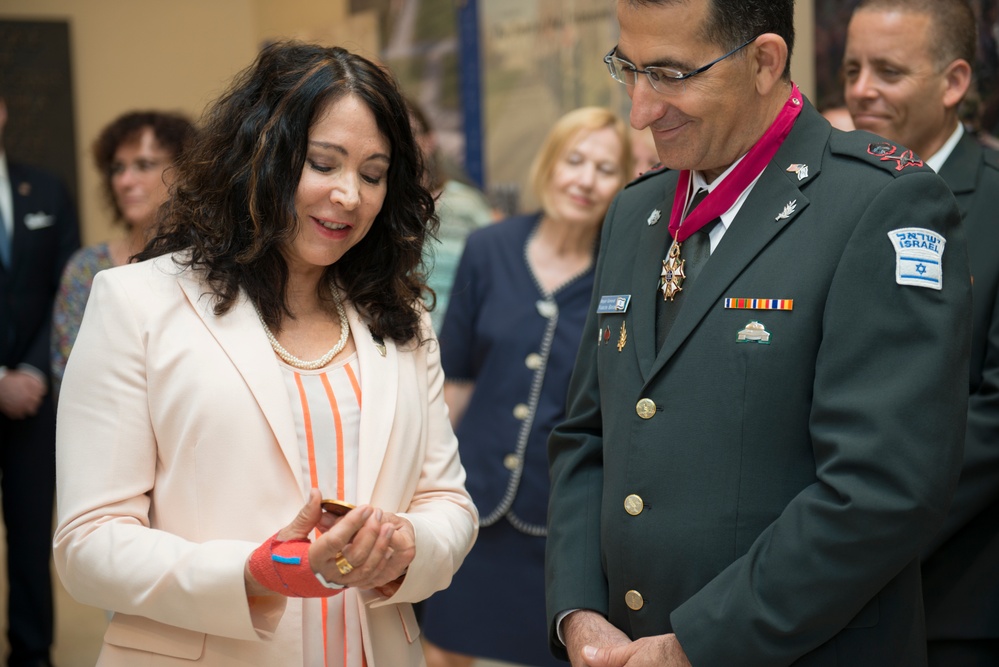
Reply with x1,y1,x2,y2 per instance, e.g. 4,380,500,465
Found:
255,288,350,370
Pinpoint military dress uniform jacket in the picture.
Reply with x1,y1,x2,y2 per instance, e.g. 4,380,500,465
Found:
545,102,971,667
921,131,999,644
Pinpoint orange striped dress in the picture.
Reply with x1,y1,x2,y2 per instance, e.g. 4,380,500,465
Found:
279,353,366,667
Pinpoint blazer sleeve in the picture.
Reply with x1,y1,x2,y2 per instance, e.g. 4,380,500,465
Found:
670,171,971,664
439,232,482,382
52,269,281,642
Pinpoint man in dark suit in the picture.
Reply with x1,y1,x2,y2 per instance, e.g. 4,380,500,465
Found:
545,1,971,666
844,2,999,665
0,95,80,666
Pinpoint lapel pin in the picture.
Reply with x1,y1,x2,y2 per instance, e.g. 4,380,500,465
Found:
647,209,661,226
786,164,808,181
775,200,797,221
736,321,772,344
17,182,31,196
617,321,627,352
371,333,386,357
603,325,612,346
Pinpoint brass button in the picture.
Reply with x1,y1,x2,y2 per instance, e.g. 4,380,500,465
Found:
635,398,657,419
525,353,543,370
513,403,530,420
503,454,520,471
625,590,644,611
624,494,644,516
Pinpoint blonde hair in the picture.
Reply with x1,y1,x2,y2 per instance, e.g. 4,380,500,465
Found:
528,107,632,218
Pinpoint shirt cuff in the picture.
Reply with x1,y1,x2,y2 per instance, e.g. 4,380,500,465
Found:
314,571,345,590
16,364,48,388
556,608,582,646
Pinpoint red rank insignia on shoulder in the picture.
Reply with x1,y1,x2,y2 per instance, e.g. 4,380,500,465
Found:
867,142,924,171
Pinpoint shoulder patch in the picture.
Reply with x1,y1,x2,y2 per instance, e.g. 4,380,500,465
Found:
888,227,945,290
866,141,924,172
625,163,669,189
829,129,932,177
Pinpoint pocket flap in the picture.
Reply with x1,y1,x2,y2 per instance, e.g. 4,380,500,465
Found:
104,613,207,660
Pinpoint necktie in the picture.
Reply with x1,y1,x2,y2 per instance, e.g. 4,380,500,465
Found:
0,206,10,269
656,190,717,351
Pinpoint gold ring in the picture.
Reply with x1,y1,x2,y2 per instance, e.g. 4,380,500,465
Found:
335,552,354,576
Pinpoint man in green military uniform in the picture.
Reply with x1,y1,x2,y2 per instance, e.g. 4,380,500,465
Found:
545,1,972,665
844,2,999,665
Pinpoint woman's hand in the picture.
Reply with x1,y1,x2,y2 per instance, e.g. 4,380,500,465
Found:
243,489,374,595
311,507,416,595
243,490,417,596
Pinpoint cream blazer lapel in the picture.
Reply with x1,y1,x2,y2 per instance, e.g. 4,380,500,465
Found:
176,274,302,487
346,302,398,504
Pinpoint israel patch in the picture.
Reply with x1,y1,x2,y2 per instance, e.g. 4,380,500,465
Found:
888,227,945,290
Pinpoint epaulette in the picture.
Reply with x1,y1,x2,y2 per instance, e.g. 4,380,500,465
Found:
829,129,932,177
625,163,670,189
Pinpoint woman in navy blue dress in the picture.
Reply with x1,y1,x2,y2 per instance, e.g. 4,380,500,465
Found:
422,107,632,667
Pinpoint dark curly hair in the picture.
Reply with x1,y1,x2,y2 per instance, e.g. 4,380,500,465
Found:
137,42,438,344
92,110,196,225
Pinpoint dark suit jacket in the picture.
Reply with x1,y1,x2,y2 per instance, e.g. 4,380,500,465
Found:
546,102,971,667
0,160,79,378
921,131,999,642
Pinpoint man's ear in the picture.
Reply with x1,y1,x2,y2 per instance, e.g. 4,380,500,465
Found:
942,58,972,110
750,33,789,96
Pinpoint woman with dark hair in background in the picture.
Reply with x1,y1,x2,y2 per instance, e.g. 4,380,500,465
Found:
53,42,476,666
51,110,195,395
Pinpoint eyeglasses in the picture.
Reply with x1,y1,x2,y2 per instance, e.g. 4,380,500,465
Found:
604,35,759,95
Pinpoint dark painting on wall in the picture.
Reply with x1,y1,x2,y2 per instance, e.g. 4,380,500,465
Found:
814,0,999,136
0,20,78,206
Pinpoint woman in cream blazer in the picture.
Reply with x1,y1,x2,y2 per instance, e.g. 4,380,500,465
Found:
53,43,477,666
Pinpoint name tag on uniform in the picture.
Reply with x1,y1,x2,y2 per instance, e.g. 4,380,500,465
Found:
597,294,631,314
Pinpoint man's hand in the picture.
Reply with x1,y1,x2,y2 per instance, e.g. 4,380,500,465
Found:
582,633,691,667
562,610,630,667
0,371,46,419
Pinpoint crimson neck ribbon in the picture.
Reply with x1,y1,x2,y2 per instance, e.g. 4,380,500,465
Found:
668,83,803,243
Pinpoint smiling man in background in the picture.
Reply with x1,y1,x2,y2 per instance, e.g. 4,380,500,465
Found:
844,2,999,665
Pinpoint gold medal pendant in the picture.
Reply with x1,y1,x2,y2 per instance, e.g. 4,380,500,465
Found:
660,240,686,301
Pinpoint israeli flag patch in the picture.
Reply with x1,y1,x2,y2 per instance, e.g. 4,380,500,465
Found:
888,227,945,290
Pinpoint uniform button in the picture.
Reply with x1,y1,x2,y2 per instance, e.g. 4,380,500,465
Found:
625,590,644,611
624,494,644,516
513,403,530,420
503,454,520,471
635,398,657,419
525,353,543,370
